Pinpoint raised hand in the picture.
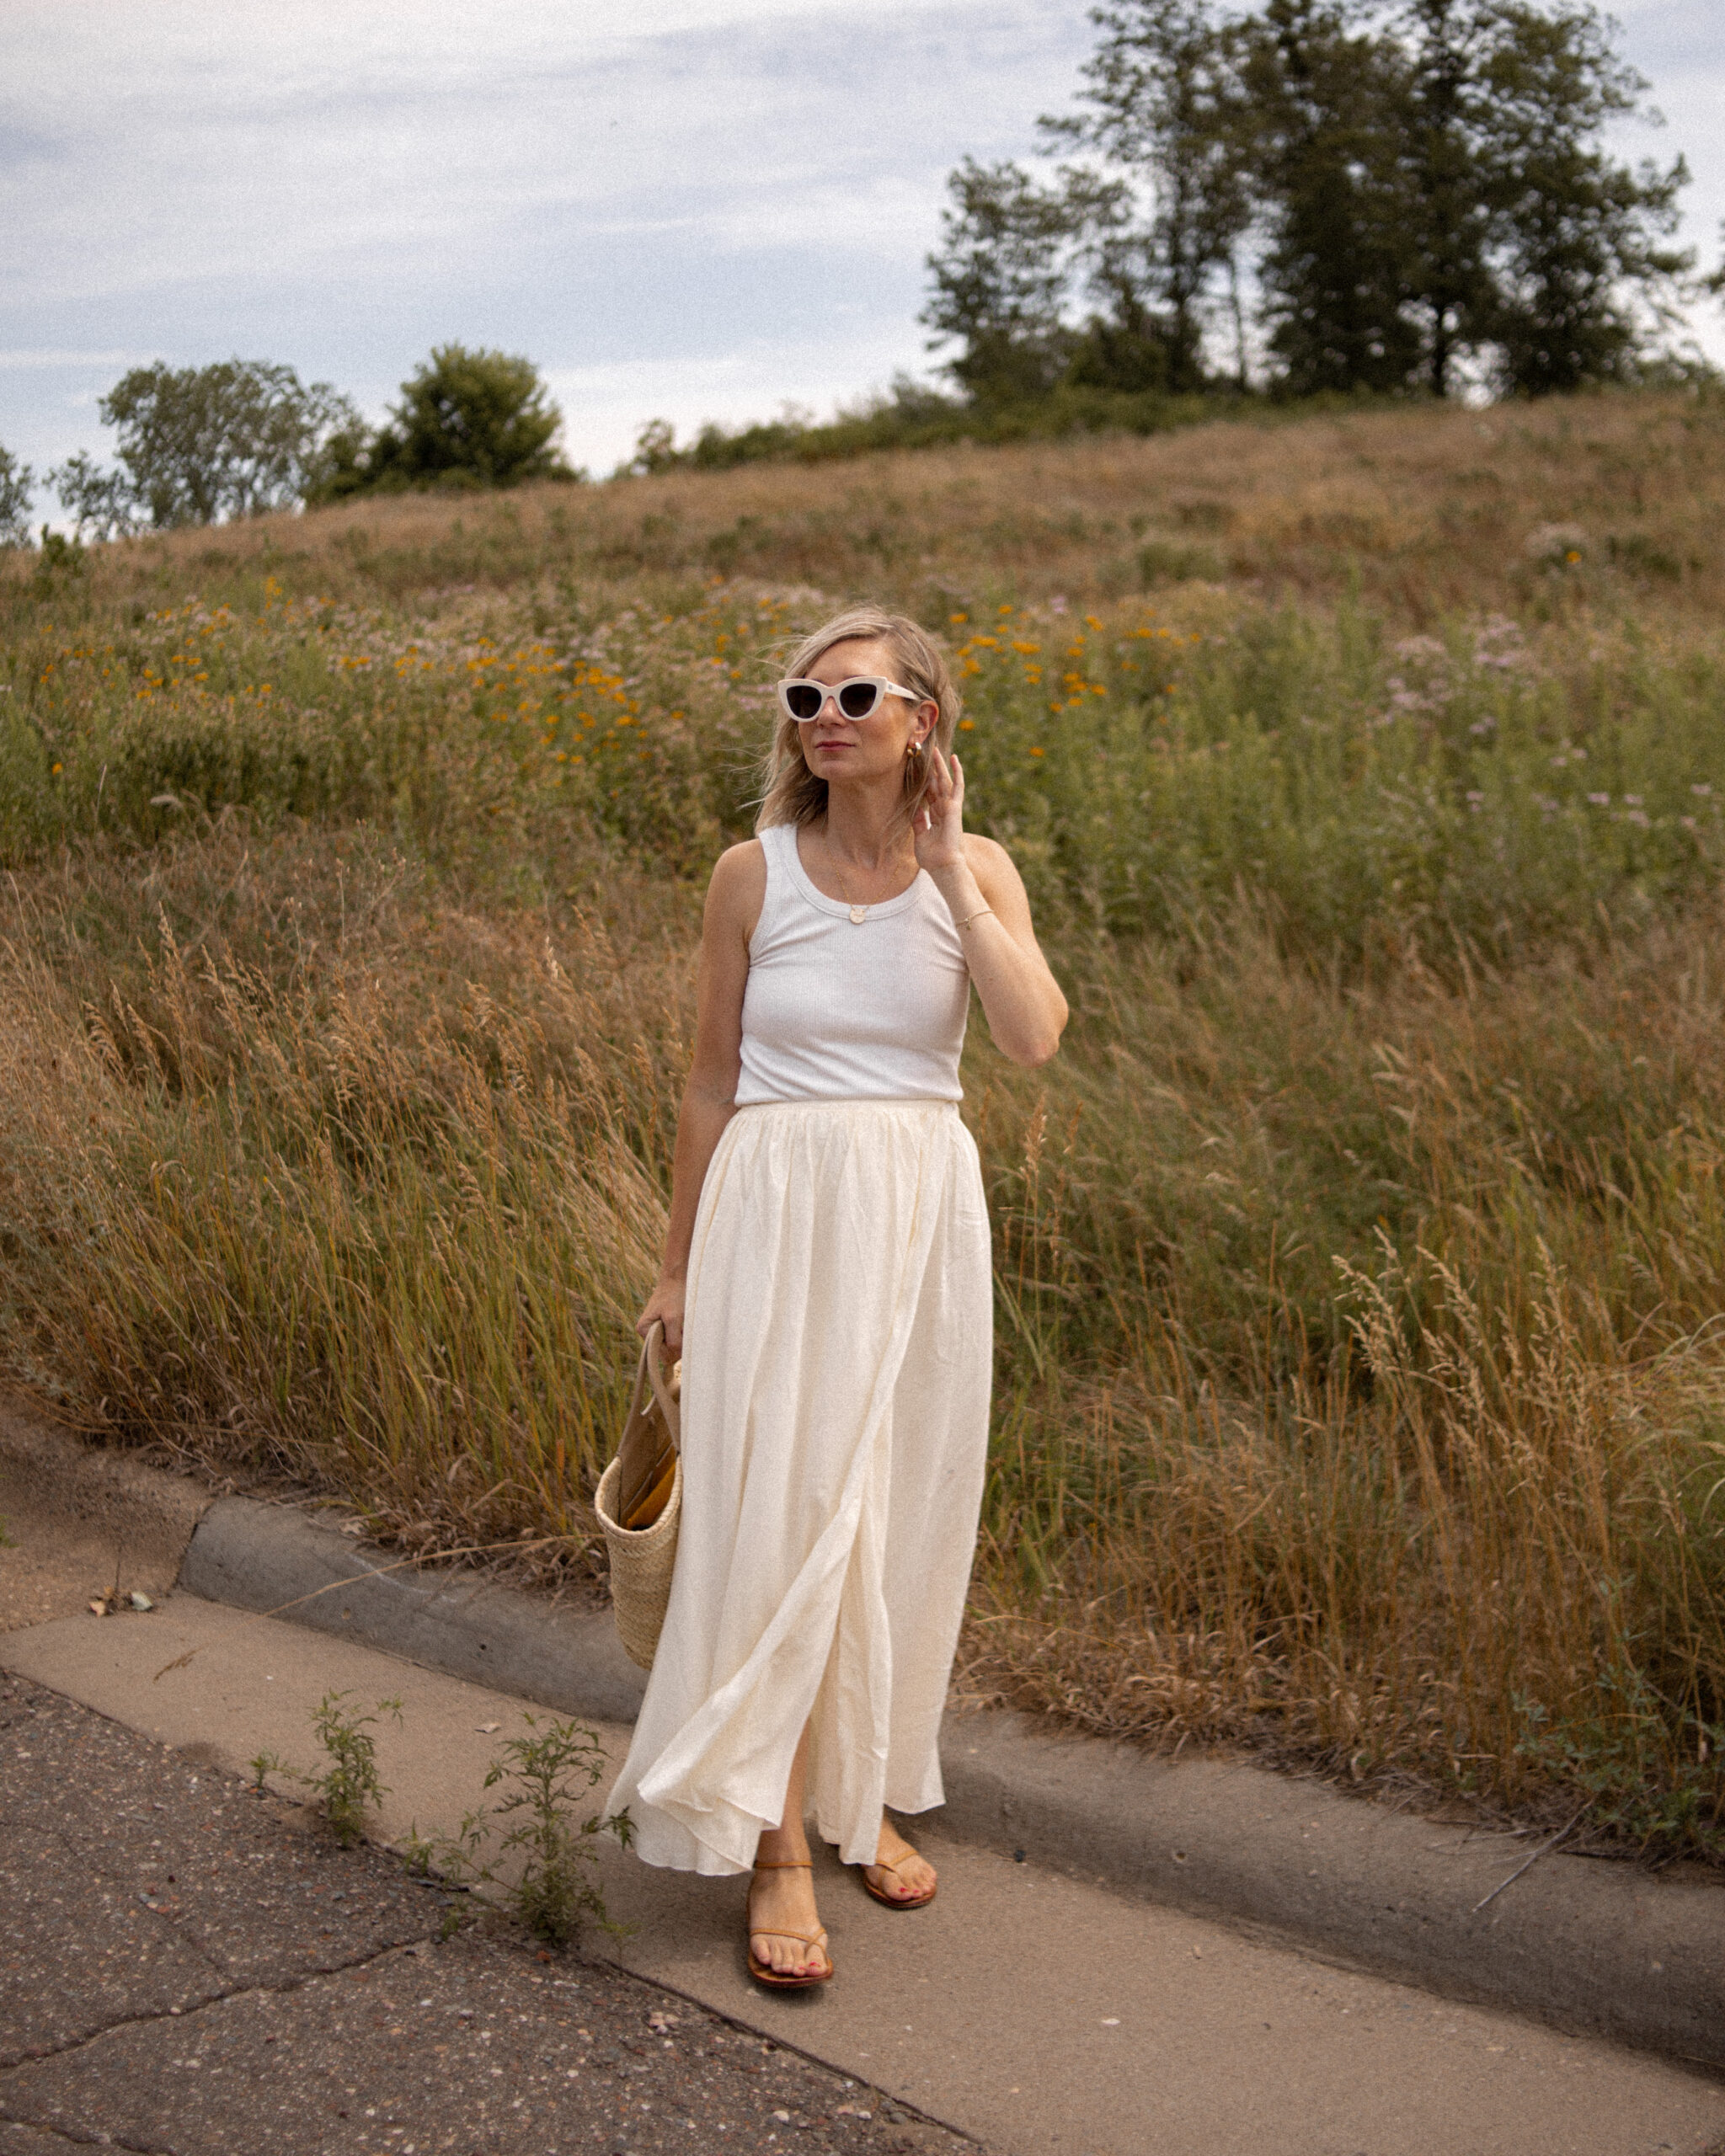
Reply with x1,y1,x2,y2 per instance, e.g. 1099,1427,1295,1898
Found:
913,744,966,874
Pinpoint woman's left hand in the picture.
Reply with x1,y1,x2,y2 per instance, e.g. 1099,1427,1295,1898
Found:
913,744,966,874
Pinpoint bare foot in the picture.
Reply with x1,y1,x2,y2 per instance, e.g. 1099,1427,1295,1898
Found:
748,1861,831,1980
862,1817,937,1906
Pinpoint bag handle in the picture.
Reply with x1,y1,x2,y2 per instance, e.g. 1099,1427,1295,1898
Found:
640,1319,681,1452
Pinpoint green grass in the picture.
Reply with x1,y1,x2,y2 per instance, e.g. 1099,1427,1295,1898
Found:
3,391,1723,1851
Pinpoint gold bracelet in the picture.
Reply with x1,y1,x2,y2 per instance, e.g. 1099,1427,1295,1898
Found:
955,907,994,931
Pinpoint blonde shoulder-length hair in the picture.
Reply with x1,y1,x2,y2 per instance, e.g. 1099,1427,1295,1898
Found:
756,605,962,833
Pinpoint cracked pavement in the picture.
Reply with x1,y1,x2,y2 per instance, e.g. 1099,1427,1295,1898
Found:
0,1675,966,2154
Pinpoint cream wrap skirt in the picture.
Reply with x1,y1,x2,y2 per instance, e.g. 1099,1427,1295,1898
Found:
604,1097,992,1876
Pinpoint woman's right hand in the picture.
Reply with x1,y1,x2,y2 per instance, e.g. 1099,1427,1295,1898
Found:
637,1277,686,1355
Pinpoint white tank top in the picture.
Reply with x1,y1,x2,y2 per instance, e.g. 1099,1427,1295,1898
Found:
735,823,971,1104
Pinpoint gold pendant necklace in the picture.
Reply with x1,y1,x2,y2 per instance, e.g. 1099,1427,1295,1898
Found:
820,835,873,924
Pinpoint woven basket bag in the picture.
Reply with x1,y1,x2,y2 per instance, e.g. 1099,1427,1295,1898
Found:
594,1321,682,1671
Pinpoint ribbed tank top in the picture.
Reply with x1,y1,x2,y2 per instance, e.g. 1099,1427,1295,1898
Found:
735,823,971,1104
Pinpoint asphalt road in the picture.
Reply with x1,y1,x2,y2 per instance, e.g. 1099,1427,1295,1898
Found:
0,1673,964,2156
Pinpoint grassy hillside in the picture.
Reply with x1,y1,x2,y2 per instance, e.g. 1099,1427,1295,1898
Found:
4,387,1724,1850
28,382,1722,623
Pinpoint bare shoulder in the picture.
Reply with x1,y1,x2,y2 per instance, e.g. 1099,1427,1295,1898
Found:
709,837,765,893
706,838,767,941
962,832,1027,895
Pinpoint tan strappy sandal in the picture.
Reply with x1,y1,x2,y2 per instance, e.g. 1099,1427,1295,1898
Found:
858,1847,937,1911
746,1859,833,1989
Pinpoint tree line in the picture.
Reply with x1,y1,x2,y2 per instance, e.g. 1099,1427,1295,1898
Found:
922,0,1705,407
1,344,574,547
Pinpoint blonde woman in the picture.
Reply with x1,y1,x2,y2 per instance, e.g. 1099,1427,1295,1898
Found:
605,604,1066,1987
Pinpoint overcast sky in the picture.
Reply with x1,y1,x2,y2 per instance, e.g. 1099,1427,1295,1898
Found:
3,0,1720,494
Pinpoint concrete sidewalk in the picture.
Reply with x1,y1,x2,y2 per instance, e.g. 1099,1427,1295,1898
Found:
5,1591,1722,2156
178,1489,1725,2072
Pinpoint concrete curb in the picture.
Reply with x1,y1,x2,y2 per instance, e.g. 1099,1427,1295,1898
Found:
935,1710,1724,2071
180,1495,1724,2073
178,1496,647,1725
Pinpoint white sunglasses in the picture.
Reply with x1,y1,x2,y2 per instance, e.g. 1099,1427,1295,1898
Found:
777,675,923,722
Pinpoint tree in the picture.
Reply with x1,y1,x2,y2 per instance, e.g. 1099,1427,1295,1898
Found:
1469,1,1690,395
51,360,359,532
921,159,1081,404
1396,0,1501,397
925,0,1698,407
51,451,142,542
1237,0,1694,398
628,419,680,476
0,446,34,548
363,344,574,491
1044,0,1254,394
1242,0,1427,396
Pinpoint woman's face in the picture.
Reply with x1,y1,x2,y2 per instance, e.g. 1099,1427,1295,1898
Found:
797,637,937,787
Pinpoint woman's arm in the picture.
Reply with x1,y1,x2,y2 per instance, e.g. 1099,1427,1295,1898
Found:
916,749,1068,1067
636,841,764,1350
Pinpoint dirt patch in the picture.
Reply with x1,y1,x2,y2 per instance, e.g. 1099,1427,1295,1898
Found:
0,1395,211,1630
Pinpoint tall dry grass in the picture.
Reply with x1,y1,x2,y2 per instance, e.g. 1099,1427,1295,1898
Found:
0,835,685,1574
4,830,1721,1844
967,919,1725,1843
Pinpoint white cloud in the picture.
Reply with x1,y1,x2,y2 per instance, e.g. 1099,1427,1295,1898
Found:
0,349,135,369
545,328,929,475
2,1,1068,302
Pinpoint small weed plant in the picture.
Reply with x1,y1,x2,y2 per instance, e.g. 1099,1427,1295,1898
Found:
303,1691,401,1844
247,1749,285,1793
407,1716,631,1946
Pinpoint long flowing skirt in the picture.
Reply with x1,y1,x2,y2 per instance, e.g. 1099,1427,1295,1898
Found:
604,1097,992,1876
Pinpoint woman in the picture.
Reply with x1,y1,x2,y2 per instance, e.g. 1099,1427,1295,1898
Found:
605,603,1066,1987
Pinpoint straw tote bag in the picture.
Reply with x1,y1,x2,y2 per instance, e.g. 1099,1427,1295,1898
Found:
594,1321,682,1670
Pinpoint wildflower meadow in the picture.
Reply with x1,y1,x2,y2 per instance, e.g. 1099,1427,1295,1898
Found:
3,387,1723,1853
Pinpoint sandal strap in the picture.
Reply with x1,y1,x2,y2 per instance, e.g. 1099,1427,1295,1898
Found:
868,1851,918,1875
749,1862,829,1961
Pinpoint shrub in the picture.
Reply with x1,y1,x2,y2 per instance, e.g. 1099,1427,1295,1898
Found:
622,378,1232,473
315,346,578,499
